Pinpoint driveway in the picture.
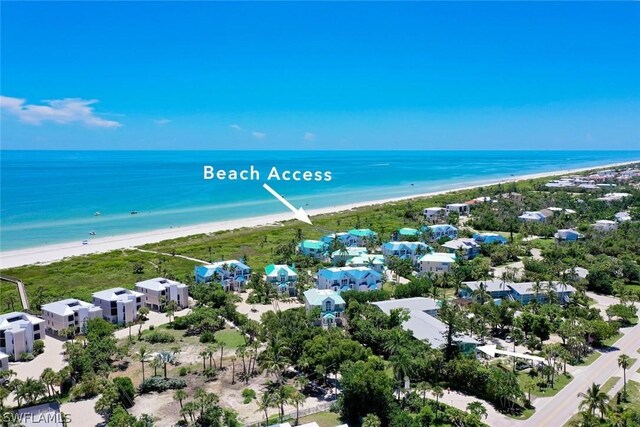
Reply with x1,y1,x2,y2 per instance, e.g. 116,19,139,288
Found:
9,334,66,380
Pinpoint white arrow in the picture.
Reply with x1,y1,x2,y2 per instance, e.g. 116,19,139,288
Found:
262,183,312,225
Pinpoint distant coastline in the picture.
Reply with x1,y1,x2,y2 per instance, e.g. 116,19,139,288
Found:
1,159,637,269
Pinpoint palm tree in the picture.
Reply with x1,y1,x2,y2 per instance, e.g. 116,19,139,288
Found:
165,300,180,324
258,340,290,384
432,385,444,421
466,401,487,420
577,383,609,419
136,346,151,382
257,389,275,426
200,350,208,373
173,389,188,422
157,351,175,379
39,368,58,397
150,356,162,377
182,401,198,423
618,354,631,399
291,389,306,424
206,344,218,370
416,381,430,405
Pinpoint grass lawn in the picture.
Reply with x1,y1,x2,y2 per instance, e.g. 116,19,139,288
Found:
518,372,573,397
529,238,557,251
574,351,602,366
297,411,343,427
623,380,640,412
214,329,246,348
600,376,621,394
601,332,624,348
508,408,535,420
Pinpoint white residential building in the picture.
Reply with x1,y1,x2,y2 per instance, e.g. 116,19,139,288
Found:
597,192,632,202
615,211,632,222
41,299,103,336
0,312,45,360
135,277,189,311
445,203,470,215
92,288,145,325
264,264,298,295
593,220,618,232
418,252,456,275
0,352,8,371
423,207,448,221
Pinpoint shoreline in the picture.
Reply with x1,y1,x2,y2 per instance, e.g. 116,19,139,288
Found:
1,160,637,269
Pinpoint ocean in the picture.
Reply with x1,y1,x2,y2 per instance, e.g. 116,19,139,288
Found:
1,150,639,251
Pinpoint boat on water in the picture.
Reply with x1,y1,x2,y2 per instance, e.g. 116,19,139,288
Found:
130,211,139,215
89,231,96,236
94,211,101,216
82,240,89,245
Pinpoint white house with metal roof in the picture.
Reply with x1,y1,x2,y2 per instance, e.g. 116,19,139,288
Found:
373,301,478,352
0,312,45,360
303,289,346,328
92,288,145,325
135,277,189,311
345,228,378,246
418,252,456,275
441,238,480,259
41,298,103,336
264,264,298,295
446,203,470,215
331,247,368,265
423,207,448,222
372,297,440,317
346,254,385,273
593,220,618,232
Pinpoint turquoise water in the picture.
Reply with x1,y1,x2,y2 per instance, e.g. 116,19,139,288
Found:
1,150,639,251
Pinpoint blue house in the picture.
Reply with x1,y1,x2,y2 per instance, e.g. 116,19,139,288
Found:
320,232,350,246
473,233,508,245
303,289,346,327
195,260,251,291
507,282,576,305
382,241,431,264
554,229,583,241
317,267,383,293
298,240,328,259
441,238,481,260
422,224,458,241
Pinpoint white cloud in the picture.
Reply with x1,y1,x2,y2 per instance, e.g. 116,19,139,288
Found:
304,132,316,141
154,119,171,125
229,124,243,131
252,131,266,140
0,95,122,128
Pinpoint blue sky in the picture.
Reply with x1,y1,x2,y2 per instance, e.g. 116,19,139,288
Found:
1,2,639,150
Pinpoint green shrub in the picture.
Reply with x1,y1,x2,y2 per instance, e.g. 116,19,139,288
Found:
241,388,256,404
33,339,45,355
113,377,136,408
149,325,155,331
143,331,175,343
20,352,34,362
179,367,188,376
138,377,186,394
199,330,216,343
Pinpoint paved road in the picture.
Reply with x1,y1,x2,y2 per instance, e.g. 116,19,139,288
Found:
521,313,640,427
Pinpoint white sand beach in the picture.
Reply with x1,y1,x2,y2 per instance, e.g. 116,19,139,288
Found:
0,160,637,269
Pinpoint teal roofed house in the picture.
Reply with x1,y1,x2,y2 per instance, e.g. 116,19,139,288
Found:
303,289,346,328
346,228,378,246
264,264,298,296
298,240,328,259
394,227,421,241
